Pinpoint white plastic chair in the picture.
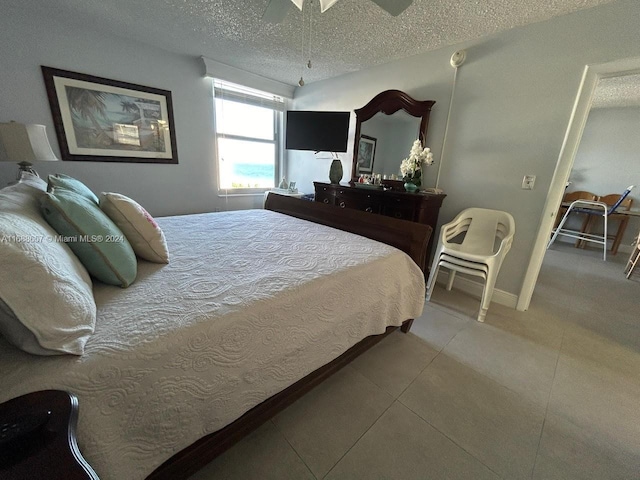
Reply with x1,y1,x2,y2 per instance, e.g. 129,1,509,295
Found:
547,185,635,261
426,208,516,322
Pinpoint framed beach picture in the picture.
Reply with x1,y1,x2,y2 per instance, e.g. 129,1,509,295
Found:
357,134,376,174
41,66,178,163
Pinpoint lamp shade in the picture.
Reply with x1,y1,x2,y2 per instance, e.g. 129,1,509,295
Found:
0,122,59,163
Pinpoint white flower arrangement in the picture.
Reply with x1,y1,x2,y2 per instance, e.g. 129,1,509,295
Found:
400,140,434,187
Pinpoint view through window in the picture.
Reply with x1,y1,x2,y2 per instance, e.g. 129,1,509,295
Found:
213,80,283,190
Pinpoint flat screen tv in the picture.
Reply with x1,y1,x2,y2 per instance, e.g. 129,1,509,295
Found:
286,111,350,152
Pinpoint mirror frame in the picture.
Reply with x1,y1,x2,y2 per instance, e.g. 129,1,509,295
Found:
351,90,435,183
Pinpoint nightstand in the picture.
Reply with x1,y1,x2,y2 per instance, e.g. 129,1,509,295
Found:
0,390,98,480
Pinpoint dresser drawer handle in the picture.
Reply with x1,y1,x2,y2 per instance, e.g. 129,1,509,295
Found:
365,207,373,213
323,198,329,204
339,201,346,208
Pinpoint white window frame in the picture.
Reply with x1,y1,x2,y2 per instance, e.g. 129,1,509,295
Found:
212,79,285,195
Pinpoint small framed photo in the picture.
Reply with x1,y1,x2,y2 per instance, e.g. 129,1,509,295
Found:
41,66,178,164
357,135,376,174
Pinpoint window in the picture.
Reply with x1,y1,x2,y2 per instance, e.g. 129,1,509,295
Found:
213,80,284,191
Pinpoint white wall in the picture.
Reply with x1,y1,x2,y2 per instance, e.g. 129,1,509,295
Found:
568,106,640,247
288,0,640,297
0,5,263,216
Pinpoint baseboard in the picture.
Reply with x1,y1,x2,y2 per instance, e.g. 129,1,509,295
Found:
435,271,519,309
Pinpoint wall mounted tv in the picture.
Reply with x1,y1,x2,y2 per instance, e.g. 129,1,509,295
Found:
285,111,350,152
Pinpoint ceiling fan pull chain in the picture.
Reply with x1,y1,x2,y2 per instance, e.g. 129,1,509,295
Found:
298,0,306,86
307,0,313,69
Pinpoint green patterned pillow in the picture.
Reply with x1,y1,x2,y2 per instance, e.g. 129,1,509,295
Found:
48,174,99,204
40,189,137,287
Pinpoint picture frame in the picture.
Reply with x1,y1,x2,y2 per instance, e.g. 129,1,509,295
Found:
41,66,178,164
357,134,376,174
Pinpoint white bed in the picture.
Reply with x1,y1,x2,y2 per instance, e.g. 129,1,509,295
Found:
0,208,425,479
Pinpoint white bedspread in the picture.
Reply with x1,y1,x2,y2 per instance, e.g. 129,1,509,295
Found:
0,209,425,479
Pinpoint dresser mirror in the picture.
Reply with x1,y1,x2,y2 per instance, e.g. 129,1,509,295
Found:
351,90,435,182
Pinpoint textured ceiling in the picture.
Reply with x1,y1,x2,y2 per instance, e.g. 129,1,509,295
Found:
15,0,617,87
592,74,640,109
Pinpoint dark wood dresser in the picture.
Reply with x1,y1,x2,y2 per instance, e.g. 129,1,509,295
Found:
313,182,446,267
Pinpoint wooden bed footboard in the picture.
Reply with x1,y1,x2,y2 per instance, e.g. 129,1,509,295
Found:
264,193,432,273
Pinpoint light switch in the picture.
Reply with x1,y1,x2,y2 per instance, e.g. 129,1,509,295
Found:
522,175,536,190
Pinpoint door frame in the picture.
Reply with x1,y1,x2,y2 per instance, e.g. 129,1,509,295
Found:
518,56,640,311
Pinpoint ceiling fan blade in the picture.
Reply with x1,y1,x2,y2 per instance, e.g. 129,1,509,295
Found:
262,0,293,23
319,0,340,13
369,0,412,16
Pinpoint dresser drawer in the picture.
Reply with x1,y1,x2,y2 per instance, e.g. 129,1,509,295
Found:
315,191,335,205
335,190,380,213
383,205,415,220
382,195,417,220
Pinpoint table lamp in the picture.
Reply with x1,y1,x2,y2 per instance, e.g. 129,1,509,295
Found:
0,122,59,180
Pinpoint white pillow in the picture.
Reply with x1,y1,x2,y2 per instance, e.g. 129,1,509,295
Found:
100,192,169,264
1,171,48,213
18,171,48,191
0,182,96,355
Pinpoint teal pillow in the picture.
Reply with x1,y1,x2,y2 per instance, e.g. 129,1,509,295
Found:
48,174,99,204
40,189,137,287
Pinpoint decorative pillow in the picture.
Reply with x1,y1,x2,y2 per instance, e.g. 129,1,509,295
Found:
0,182,96,355
48,173,99,204
40,189,138,287
100,192,170,264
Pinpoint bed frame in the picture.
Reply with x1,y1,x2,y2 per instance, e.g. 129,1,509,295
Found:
2,195,432,480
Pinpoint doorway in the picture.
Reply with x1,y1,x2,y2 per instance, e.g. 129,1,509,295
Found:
518,56,640,311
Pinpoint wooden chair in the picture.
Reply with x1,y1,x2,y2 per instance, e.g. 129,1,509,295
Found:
580,193,633,255
553,191,597,247
548,186,635,261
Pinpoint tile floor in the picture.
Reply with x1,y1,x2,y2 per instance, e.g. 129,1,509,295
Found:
190,243,640,479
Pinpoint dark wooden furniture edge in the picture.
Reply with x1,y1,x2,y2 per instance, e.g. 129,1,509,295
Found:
0,390,99,480
148,320,410,479
264,193,432,273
